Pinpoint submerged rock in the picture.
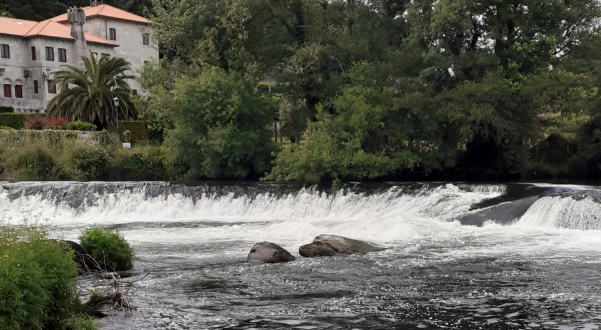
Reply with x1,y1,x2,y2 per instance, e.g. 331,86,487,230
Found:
247,242,296,263
59,240,100,274
299,235,381,257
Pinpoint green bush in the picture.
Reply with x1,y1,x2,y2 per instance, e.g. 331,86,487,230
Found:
68,121,97,131
62,142,109,180
0,113,45,129
0,126,14,130
0,224,98,330
109,145,167,180
165,68,276,179
0,106,14,113
79,227,134,271
10,146,57,181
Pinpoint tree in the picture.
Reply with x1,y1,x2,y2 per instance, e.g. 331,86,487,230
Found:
164,67,277,179
47,54,136,128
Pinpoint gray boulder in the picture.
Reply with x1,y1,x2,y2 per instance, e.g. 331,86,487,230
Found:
59,240,101,274
247,242,296,263
299,234,381,257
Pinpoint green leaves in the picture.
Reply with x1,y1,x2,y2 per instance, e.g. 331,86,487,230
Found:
79,227,134,272
47,54,136,128
164,68,276,179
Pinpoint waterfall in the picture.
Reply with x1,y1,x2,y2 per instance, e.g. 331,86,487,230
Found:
518,195,601,230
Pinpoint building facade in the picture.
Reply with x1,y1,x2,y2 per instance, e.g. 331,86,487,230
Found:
0,1,158,113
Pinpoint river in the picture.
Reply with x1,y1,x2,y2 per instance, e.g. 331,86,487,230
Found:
1,181,600,329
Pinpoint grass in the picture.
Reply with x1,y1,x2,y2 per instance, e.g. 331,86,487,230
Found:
0,130,167,181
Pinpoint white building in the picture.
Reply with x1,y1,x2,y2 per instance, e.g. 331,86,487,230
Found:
0,0,158,113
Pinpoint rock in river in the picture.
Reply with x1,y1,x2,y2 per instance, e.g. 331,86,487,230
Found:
299,234,381,257
59,240,100,274
247,242,296,263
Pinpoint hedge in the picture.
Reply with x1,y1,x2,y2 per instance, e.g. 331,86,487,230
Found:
0,113,46,129
0,129,104,146
0,106,14,113
119,121,150,145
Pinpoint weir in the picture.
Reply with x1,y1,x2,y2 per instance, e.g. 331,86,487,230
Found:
1,181,600,329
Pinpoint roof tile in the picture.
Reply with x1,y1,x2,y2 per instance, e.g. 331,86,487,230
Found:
0,17,117,46
51,5,148,24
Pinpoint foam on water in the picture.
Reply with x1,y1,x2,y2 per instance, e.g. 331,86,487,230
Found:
519,196,601,230
0,183,500,243
1,181,601,256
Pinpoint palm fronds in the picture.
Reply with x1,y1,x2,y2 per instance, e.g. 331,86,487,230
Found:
47,54,137,128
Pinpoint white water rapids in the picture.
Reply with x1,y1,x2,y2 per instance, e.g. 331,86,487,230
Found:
0,182,599,251
1,181,600,329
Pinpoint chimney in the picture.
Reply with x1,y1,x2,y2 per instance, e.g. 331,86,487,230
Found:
67,7,86,40
90,0,103,7
68,7,88,66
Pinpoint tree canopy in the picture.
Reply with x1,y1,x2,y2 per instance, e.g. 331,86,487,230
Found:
139,0,601,182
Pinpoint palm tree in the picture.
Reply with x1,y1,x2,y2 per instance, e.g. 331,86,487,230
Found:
47,54,137,128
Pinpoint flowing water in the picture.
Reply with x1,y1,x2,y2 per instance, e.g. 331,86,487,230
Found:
1,181,601,330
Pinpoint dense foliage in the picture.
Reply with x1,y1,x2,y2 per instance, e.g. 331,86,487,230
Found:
135,0,601,182
0,131,168,181
79,227,135,271
0,224,98,330
0,0,151,21
5,0,601,182
161,68,277,179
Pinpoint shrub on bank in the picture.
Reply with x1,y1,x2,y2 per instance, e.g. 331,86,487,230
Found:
79,227,134,271
0,224,98,330
3,143,58,181
68,121,97,131
109,144,167,180
0,130,167,181
62,142,109,180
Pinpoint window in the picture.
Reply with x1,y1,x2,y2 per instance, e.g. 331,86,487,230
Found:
58,48,67,62
91,52,98,60
45,47,54,61
144,60,149,66
109,28,117,41
142,34,149,45
101,53,109,58
1,44,9,58
3,84,11,97
34,80,39,94
15,85,22,98
31,47,36,61
48,81,57,94
132,89,138,95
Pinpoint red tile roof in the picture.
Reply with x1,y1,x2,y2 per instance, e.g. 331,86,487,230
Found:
51,5,148,24
0,18,39,36
0,17,117,46
85,33,118,46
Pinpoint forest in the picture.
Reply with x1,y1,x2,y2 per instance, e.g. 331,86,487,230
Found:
5,0,601,183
